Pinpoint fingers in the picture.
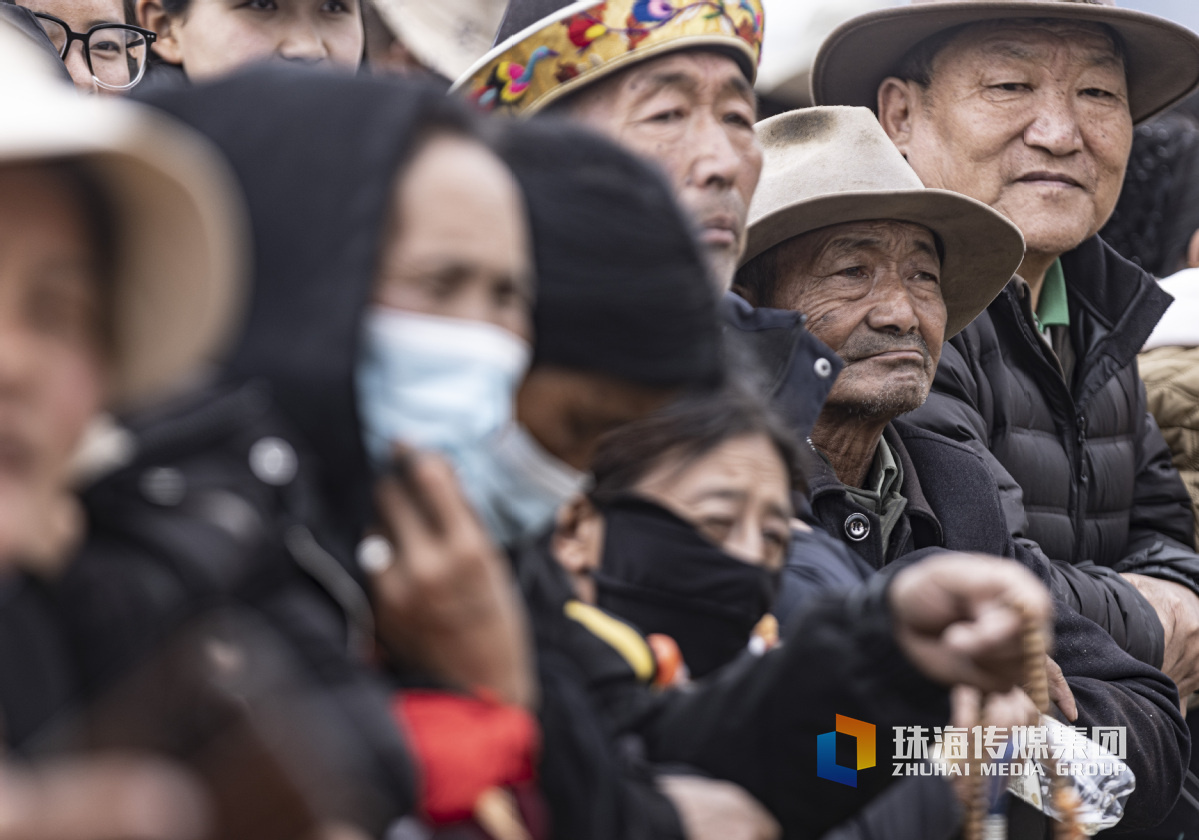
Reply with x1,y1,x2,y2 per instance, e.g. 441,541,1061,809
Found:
0,755,211,840
1045,656,1078,722
891,554,1054,693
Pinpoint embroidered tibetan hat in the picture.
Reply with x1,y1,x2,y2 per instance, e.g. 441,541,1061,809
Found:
451,0,764,115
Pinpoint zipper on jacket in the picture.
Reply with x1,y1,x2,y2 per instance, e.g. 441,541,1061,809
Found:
1011,287,1090,562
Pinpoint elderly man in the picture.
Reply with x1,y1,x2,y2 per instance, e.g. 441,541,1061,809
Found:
735,105,1189,835
811,0,1199,717
455,0,843,443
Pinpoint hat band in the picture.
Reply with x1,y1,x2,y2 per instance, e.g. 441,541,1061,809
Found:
457,0,763,115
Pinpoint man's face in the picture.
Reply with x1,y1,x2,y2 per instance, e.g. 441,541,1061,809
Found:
0,166,108,556
745,220,946,421
566,50,762,291
879,21,1133,261
142,0,363,80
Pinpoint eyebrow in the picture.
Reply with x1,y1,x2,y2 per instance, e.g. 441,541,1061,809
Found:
824,234,940,262
632,70,756,107
981,39,1123,71
689,488,793,521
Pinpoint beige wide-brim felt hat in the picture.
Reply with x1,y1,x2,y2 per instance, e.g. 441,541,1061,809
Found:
0,21,246,411
370,0,506,80
810,0,1199,125
745,107,1025,339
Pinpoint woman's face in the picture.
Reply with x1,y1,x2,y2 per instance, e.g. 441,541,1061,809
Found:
0,166,109,563
141,0,363,80
20,0,129,93
555,433,793,604
373,134,534,340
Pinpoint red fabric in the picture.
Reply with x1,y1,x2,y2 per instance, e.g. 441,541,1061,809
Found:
394,690,540,824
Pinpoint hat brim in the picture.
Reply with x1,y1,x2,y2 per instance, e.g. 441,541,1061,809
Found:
0,92,246,410
744,189,1025,338
810,3,1199,124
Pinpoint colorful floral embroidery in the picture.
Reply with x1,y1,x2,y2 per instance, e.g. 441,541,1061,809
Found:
458,0,763,115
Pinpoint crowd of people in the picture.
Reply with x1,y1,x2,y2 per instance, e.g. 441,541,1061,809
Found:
1,0,1199,838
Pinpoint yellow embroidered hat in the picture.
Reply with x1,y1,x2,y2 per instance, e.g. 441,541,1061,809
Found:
451,0,764,115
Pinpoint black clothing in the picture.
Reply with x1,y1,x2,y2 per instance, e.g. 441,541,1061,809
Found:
797,421,1189,832
593,496,776,679
499,118,723,390
517,535,953,840
136,68,470,557
908,235,1199,668
721,291,843,443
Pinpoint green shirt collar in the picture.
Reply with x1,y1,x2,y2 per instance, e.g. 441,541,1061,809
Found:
1035,259,1070,331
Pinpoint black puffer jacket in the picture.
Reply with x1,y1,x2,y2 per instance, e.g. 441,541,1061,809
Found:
907,235,1199,668
799,421,1189,835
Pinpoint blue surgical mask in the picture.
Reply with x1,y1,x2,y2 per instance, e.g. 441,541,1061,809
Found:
454,421,589,547
355,307,530,466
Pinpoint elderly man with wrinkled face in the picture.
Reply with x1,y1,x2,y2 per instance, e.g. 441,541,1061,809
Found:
736,105,1191,835
812,1,1199,725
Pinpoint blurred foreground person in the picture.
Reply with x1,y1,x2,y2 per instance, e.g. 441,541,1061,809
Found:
0,17,229,840
736,105,1189,836
136,0,363,82
136,68,545,833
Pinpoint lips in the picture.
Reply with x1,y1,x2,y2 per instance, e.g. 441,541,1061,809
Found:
699,215,738,247
1016,171,1084,188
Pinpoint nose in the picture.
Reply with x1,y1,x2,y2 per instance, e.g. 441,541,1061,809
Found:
725,519,765,566
865,273,921,335
1023,90,1085,157
686,112,745,191
0,311,40,399
277,20,330,63
62,42,96,94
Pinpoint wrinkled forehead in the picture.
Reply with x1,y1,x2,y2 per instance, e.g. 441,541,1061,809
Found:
934,18,1125,77
786,219,941,269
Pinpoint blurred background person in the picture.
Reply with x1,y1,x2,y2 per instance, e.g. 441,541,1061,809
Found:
135,0,363,83
1103,109,1199,557
13,0,156,92
363,0,503,81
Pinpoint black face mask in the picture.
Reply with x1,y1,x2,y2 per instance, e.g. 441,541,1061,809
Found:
593,496,779,680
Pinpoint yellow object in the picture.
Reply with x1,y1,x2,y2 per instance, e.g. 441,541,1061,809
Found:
564,599,656,683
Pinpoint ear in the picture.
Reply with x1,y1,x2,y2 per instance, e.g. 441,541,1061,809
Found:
1186,228,1199,270
878,77,919,156
138,0,184,65
551,495,604,599
731,282,757,307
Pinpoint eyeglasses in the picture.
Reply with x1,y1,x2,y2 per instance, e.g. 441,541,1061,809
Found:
32,12,157,92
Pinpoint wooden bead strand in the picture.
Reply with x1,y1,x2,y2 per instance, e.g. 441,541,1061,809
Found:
964,605,1082,840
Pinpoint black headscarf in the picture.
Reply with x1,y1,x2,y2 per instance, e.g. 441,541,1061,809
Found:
497,117,723,389
136,68,472,553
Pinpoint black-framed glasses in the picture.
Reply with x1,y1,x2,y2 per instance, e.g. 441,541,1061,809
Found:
32,12,157,91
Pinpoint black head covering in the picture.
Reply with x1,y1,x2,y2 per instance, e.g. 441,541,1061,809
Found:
497,117,722,388
136,68,472,552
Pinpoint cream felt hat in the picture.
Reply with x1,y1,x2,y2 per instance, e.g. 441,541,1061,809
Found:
0,20,246,410
745,107,1025,338
810,0,1199,124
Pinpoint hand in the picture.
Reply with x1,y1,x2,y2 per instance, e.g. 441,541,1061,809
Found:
1045,655,1077,722
0,754,209,840
1122,573,1199,700
366,451,536,709
889,554,1052,694
658,776,780,840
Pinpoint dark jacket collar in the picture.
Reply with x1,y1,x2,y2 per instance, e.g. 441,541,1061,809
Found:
721,292,843,442
806,424,944,565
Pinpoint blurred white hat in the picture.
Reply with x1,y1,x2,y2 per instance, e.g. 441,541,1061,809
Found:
371,0,507,80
